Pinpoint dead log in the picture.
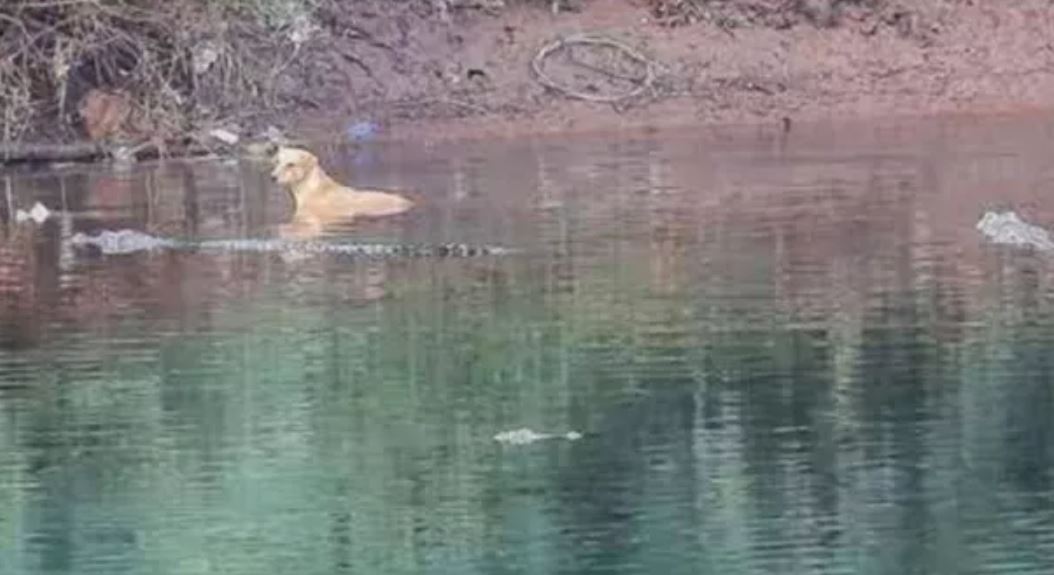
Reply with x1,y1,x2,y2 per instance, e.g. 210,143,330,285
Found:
0,138,216,166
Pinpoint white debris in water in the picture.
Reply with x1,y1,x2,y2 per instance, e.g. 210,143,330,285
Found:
494,428,583,445
14,202,50,224
976,211,1054,251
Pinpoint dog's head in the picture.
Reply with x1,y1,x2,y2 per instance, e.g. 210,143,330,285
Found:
270,147,319,186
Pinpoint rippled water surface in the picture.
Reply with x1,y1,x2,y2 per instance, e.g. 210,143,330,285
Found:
3,116,1054,574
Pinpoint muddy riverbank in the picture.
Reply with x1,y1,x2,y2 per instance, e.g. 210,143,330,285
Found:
6,1,1054,160
356,0,1054,145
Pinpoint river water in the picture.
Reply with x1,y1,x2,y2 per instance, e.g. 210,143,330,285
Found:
2,115,1054,574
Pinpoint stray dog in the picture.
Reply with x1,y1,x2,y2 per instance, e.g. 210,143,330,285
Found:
270,147,413,237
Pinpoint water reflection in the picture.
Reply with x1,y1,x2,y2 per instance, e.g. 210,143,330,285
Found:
2,116,1054,574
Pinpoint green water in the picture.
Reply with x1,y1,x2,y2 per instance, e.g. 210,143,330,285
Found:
1,118,1054,574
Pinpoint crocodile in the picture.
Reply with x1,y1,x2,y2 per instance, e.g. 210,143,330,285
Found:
976,211,1054,252
68,229,517,258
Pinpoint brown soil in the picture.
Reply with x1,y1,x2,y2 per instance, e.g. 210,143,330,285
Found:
290,0,1054,146
8,0,1054,157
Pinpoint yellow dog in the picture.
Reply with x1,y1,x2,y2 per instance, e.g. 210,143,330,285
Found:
270,147,413,236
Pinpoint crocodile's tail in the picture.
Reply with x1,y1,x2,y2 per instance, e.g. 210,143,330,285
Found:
389,243,517,257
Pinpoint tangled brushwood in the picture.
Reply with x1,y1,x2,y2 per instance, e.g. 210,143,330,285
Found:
0,0,572,153
0,0,321,147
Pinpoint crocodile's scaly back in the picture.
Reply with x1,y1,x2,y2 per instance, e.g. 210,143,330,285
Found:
69,229,516,258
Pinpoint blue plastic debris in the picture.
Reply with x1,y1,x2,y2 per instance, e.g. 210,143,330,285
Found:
346,121,378,142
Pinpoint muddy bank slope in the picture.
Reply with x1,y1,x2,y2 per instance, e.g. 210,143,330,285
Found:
6,0,1054,158
353,0,1054,144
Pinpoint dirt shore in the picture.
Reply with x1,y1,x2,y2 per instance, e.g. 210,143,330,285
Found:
8,0,1054,158
295,0,1054,146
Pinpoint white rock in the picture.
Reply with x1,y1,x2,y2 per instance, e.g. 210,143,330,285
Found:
14,202,50,224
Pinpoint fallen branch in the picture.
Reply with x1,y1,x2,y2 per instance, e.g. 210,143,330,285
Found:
530,33,657,103
0,141,104,163
0,137,213,165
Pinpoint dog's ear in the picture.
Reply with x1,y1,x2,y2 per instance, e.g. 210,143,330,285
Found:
297,152,319,171
269,146,287,167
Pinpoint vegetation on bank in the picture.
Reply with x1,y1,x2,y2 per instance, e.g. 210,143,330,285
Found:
1,0,330,153
0,1,537,150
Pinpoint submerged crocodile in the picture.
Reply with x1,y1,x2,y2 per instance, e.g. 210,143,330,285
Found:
68,229,516,258
976,211,1054,252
